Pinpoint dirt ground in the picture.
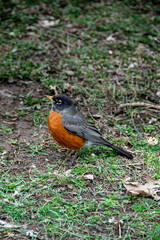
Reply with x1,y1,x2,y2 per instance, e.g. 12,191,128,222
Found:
0,81,52,173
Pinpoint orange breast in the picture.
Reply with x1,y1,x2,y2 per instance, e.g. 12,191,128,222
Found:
48,110,85,150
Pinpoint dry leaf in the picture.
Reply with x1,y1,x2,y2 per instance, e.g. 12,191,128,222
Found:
147,136,158,145
124,175,160,201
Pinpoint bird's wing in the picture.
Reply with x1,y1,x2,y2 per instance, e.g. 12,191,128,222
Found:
62,113,102,140
62,112,133,159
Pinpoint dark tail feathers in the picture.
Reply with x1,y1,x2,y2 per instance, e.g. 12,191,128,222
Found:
102,138,133,159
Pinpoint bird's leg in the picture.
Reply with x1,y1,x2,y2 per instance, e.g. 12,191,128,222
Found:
67,150,79,166
65,149,72,161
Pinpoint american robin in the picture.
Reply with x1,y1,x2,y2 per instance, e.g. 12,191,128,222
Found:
47,94,133,159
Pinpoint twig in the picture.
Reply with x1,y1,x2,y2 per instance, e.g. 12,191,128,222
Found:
52,28,82,39
119,102,160,110
42,26,82,39
112,163,143,167
119,221,122,238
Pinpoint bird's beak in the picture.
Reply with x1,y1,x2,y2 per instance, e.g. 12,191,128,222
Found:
46,96,54,102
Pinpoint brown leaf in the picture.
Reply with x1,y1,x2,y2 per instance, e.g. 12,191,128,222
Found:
124,175,160,201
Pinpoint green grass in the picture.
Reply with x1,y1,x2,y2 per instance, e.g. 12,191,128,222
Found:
0,165,159,239
0,0,160,239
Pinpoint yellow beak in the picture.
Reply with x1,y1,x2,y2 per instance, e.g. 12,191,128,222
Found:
46,96,54,102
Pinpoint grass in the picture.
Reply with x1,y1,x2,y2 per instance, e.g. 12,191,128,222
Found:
0,0,160,239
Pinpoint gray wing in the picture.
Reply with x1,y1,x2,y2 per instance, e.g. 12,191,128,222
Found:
62,112,102,141
62,111,134,159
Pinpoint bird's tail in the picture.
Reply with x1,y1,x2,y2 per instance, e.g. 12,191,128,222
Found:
100,138,133,159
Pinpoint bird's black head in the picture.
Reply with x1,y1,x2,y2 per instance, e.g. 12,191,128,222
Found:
47,94,73,112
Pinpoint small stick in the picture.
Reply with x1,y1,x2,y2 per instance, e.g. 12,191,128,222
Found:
42,26,82,39
119,102,160,110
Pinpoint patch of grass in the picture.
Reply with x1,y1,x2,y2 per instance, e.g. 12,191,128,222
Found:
1,124,13,134
31,110,47,127
25,143,48,157
1,170,159,239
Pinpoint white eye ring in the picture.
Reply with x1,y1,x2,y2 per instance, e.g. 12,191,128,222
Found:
56,99,62,105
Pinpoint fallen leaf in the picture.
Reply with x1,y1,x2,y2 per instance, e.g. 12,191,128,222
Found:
147,136,158,145
124,175,160,201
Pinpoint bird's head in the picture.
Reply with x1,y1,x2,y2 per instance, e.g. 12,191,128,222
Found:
47,94,73,113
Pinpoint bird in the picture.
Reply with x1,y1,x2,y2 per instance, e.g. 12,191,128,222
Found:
47,94,133,159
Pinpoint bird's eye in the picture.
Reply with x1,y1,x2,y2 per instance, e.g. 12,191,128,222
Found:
56,99,62,105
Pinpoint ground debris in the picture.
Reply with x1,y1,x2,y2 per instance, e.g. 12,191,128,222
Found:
124,175,160,201
0,219,39,238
